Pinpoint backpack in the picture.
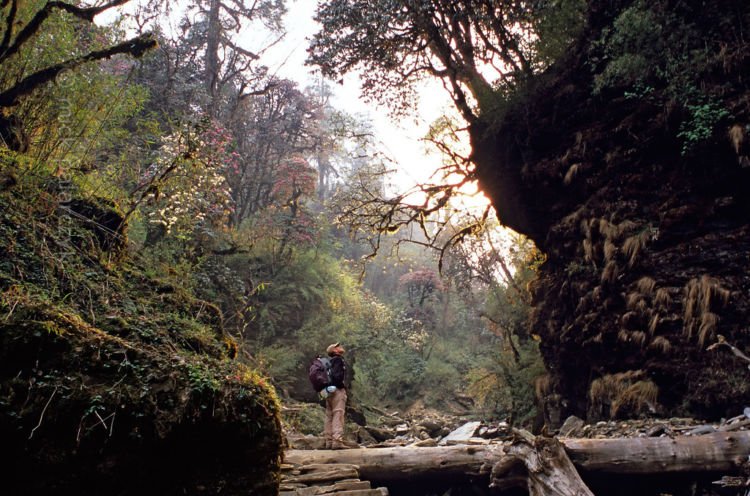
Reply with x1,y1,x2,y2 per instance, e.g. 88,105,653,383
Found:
308,356,332,392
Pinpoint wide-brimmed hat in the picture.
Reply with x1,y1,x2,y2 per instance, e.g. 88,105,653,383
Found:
326,342,343,355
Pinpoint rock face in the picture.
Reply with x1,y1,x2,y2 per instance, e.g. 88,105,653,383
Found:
472,0,750,423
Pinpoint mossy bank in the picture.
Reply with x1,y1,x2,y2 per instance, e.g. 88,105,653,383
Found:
0,165,283,495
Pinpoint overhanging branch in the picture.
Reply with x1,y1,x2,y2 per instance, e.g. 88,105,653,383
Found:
0,0,132,64
0,33,157,108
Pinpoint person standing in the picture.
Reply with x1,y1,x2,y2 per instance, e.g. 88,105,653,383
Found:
323,342,354,449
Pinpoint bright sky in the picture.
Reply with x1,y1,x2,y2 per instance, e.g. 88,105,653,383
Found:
255,0,457,195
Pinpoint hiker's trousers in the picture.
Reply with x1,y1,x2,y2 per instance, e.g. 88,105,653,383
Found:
324,388,347,447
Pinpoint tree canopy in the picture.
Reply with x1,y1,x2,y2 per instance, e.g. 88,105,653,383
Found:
309,0,585,120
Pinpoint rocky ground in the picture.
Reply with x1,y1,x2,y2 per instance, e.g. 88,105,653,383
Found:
285,399,750,450
282,403,750,496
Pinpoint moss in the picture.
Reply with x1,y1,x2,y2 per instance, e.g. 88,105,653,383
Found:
0,173,282,495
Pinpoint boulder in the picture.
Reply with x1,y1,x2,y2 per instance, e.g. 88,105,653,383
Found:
559,415,586,437
438,421,481,446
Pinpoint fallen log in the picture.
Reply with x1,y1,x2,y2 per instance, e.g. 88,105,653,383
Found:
287,443,501,481
285,431,750,482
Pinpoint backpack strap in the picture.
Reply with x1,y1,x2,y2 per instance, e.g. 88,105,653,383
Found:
320,357,332,383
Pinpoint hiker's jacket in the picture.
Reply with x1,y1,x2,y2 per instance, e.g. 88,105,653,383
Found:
329,355,347,389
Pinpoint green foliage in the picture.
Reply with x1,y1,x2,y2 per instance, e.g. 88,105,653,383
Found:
1,0,149,178
373,347,427,402
467,339,544,424
345,300,425,406
420,347,465,405
592,4,662,93
185,360,222,394
281,401,325,435
254,344,305,391
591,1,737,152
349,225,543,418
241,246,363,343
677,100,730,155
532,0,587,66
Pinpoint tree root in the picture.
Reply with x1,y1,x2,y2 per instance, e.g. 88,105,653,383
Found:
489,429,594,496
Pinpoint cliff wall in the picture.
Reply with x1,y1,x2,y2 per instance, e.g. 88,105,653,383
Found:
472,0,750,422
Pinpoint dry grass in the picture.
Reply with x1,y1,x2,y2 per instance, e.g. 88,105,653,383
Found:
636,277,656,295
698,312,719,348
729,123,744,154
648,314,660,335
599,218,615,239
604,239,617,262
626,292,644,310
612,380,659,418
564,163,581,185
683,278,699,327
592,286,602,301
561,207,584,231
589,370,659,419
620,311,638,329
654,288,671,310
583,238,594,263
622,229,650,268
614,220,639,239
649,336,672,354
631,331,647,347
601,261,618,284
699,275,731,313
682,276,729,345
634,298,649,317
589,376,610,408
617,330,645,346
575,295,590,314
699,276,713,314
580,218,592,238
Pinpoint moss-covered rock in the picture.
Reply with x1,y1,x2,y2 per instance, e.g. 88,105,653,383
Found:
0,173,282,495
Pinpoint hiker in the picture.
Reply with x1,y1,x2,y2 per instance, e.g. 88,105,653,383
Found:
323,342,355,449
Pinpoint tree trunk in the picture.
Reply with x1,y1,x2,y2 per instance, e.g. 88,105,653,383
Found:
285,431,750,484
205,0,221,116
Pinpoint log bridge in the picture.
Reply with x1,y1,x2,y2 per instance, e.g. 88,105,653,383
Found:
285,430,750,495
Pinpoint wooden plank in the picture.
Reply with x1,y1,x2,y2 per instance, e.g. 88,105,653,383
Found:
291,481,372,496
283,466,360,485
